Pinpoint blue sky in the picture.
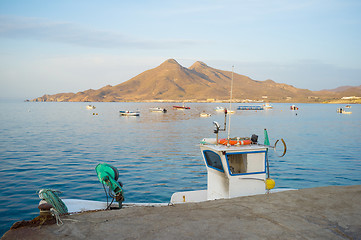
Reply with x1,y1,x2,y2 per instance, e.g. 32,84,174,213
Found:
0,0,360,99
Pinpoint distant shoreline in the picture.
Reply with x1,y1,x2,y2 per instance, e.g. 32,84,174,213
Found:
321,99,361,104
25,99,361,104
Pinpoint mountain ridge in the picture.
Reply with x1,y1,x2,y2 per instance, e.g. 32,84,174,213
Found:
32,59,361,103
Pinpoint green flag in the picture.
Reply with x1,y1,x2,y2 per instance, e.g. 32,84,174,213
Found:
264,129,270,146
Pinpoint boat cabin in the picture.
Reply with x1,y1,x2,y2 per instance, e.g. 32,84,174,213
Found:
170,141,269,203
202,144,267,199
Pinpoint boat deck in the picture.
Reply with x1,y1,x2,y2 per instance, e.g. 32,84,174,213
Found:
201,143,267,152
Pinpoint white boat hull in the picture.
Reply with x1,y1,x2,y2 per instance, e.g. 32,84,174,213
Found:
62,199,168,213
170,190,207,203
63,199,117,212
170,188,295,204
62,188,296,213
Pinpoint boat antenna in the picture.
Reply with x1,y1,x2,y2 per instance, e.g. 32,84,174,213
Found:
227,65,234,142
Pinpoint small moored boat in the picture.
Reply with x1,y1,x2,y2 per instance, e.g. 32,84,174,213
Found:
173,103,190,110
86,105,96,109
200,112,211,117
119,110,140,116
290,105,299,110
337,108,352,114
215,107,234,114
263,103,273,109
237,105,264,110
149,107,167,113
227,109,235,114
173,105,190,110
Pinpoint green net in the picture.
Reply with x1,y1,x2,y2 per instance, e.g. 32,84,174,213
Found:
38,189,68,214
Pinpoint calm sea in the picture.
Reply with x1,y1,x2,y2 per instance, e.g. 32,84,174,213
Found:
1,101,360,235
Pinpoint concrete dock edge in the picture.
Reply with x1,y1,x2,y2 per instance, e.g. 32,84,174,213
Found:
2,185,361,240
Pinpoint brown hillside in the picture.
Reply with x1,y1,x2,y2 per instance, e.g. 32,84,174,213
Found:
112,59,220,100
31,59,360,102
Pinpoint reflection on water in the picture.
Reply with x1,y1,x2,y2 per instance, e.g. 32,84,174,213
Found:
0,101,360,235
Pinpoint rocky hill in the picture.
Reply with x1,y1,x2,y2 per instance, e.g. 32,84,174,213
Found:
32,59,361,103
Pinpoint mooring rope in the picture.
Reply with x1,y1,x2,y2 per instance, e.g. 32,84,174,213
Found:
50,208,64,226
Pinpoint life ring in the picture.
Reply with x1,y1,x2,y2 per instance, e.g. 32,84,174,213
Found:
218,138,252,146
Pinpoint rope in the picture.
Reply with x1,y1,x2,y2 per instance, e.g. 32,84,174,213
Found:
274,138,287,157
50,208,63,226
38,189,68,215
101,182,115,209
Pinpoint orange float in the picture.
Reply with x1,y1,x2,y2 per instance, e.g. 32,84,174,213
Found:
218,138,252,146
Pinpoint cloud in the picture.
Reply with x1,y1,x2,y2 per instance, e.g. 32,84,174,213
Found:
0,15,197,49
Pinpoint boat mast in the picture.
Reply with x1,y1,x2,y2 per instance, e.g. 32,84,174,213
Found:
227,66,234,141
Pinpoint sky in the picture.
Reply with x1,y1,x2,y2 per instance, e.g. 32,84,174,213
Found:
0,0,360,99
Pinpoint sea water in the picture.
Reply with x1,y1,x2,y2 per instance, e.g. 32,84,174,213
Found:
0,101,360,236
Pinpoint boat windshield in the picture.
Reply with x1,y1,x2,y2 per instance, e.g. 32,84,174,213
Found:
203,150,224,172
226,151,266,175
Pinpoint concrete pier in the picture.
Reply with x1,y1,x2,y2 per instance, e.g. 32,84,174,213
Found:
2,185,361,240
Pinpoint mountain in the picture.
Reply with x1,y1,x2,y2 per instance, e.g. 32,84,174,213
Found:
32,59,361,102
320,85,361,96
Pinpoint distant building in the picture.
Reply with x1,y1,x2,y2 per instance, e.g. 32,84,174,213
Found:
341,96,361,100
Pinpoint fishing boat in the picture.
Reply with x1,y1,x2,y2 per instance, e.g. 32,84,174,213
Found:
119,110,140,116
215,106,225,112
290,105,299,110
170,113,288,203
86,105,96,109
149,107,167,113
171,66,287,203
237,105,264,110
345,105,351,109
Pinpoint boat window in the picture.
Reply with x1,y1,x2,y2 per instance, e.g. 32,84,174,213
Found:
203,151,224,172
226,151,266,175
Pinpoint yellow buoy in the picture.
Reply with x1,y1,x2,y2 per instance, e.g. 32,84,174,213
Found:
265,178,275,190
